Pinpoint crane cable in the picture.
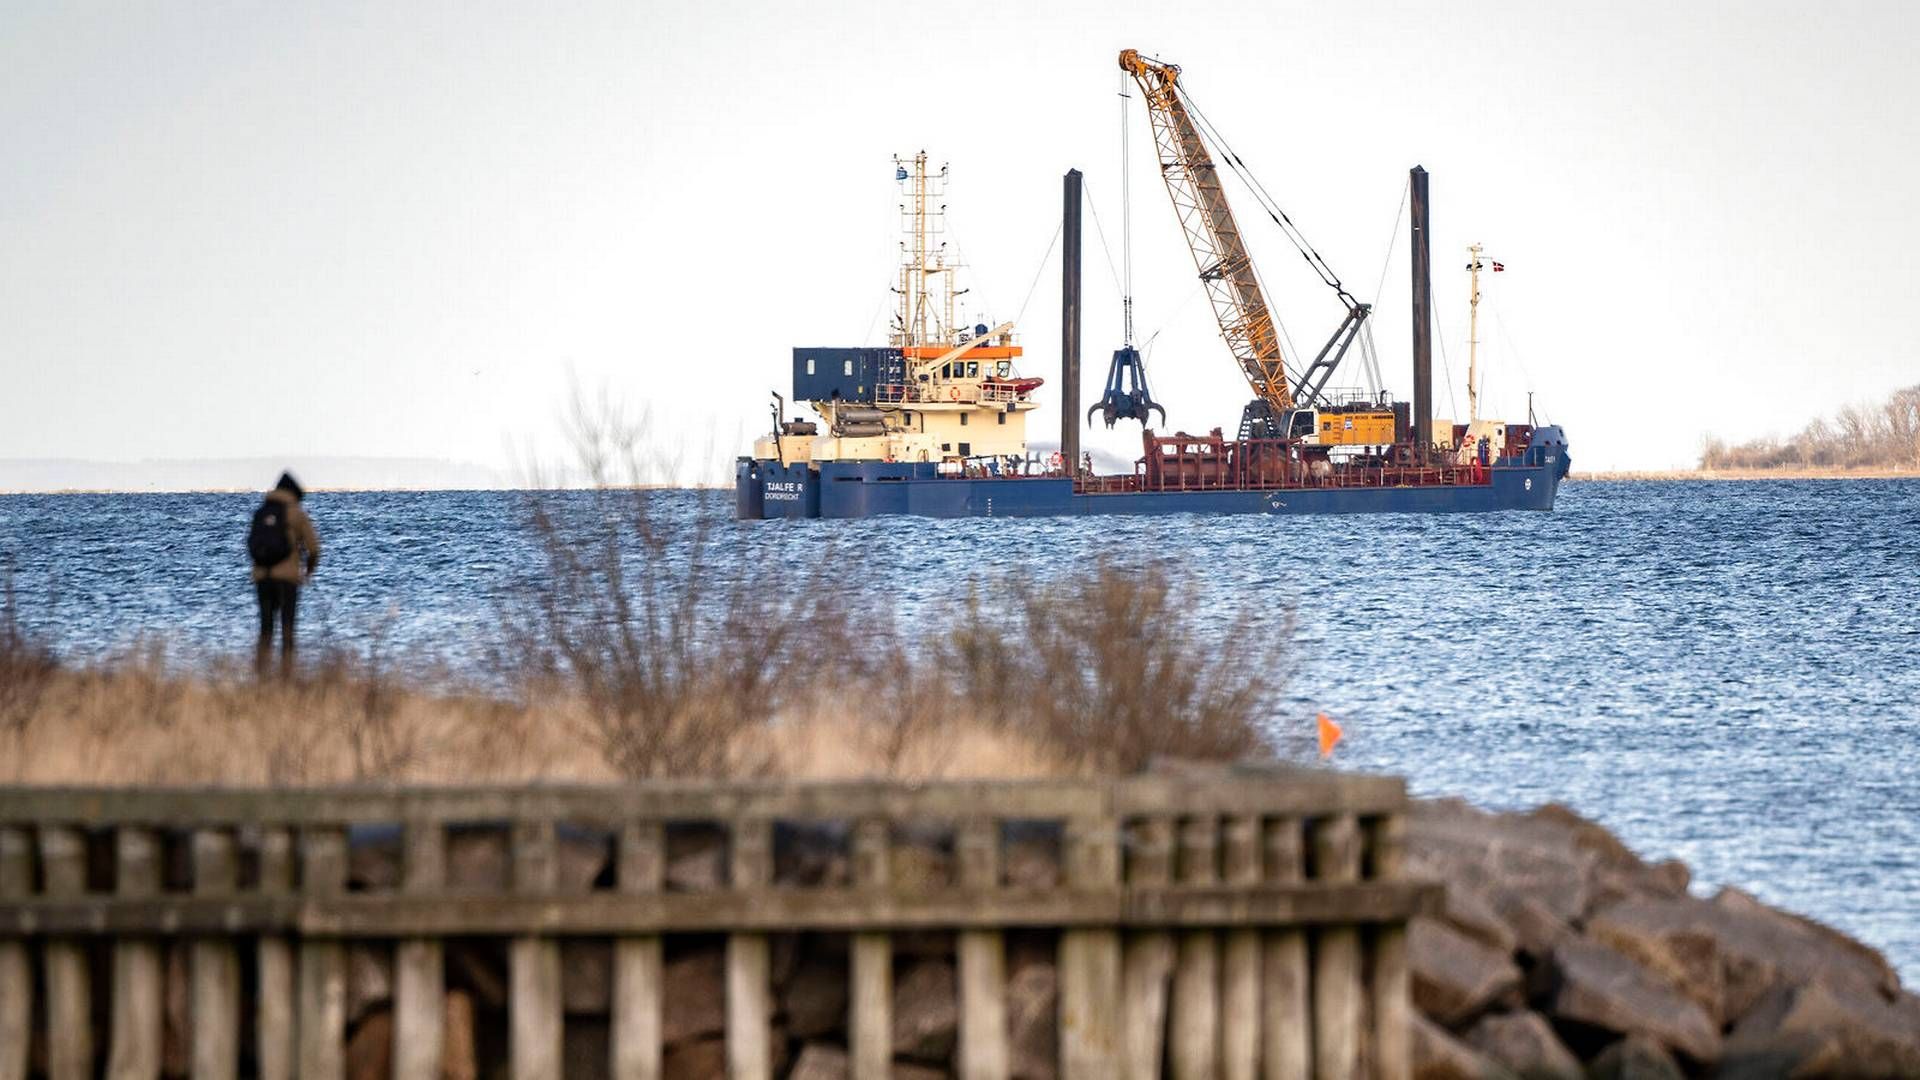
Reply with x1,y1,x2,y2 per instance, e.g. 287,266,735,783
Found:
1359,178,1412,398
1158,84,1313,379
1492,307,1547,424
1013,221,1063,327
1180,86,1358,309
1120,69,1135,346
1082,180,1127,312
1434,310,1461,421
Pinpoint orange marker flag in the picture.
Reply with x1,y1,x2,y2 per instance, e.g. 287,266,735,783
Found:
1317,713,1344,759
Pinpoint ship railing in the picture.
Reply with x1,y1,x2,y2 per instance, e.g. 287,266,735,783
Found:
1087,454,1490,494
873,383,1029,406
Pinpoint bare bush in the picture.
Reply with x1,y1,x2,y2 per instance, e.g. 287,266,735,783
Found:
941,560,1287,772
1701,383,1920,471
505,395,859,778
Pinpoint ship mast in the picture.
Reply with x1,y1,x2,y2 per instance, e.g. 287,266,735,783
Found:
1466,242,1484,423
893,152,953,349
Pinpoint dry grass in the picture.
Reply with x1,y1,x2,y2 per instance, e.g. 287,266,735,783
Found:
2,551,1287,786
0,563,61,762
0,661,1070,786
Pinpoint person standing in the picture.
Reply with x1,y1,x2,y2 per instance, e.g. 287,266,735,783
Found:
247,471,320,672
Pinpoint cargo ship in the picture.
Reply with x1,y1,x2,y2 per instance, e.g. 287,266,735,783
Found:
735,53,1569,520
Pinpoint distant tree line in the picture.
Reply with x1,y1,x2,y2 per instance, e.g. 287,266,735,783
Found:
1700,383,1920,471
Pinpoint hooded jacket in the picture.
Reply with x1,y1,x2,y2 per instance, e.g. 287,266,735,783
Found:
252,487,321,585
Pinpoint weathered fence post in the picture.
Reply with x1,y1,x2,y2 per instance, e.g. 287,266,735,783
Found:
849,817,891,1080
727,817,772,1080
107,826,163,1080
394,818,445,1080
41,826,92,1080
298,827,349,1080
1261,817,1309,1080
1368,814,1411,1080
190,829,240,1080
511,821,562,1080
1122,817,1174,1080
1311,815,1363,1080
1169,815,1219,1080
0,827,31,1080
1219,815,1261,1080
957,817,1007,1080
256,829,296,1080
1059,814,1120,1079
613,821,665,1080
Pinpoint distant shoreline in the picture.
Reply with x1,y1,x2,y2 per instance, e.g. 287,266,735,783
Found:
1574,466,1919,482
0,483,727,496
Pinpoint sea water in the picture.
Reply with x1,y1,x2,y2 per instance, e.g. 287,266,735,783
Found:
3,479,1916,981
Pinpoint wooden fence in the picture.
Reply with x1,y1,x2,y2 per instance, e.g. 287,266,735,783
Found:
0,769,1435,1080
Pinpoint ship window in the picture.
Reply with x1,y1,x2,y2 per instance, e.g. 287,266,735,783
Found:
806,359,816,375
966,361,980,378
941,442,951,452
958,442,971,456
903,411,913,424
998,412,1006,425
996,361,1011,377
843,359,854,376
960,413,968,426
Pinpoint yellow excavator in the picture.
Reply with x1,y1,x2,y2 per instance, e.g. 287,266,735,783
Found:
1117,48,1395,447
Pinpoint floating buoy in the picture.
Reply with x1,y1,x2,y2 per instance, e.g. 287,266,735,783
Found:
1317,713,1343,759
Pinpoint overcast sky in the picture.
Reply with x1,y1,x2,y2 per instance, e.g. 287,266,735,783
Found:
3,0,1915,481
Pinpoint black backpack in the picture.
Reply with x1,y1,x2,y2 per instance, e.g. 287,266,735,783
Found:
247,499,294,568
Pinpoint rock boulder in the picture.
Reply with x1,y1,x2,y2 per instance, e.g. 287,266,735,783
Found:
782,958,850,1041
1585,1034,1684,1080
1411,1012,1518,1080
1410,916,1524,1027
1006,960,1058,1080
1461,1011,1581,1080
1721,980,1920,1078
662,949,726,1046
1590,890,1901,1028
892,959,959,1062
1537,938,1719,1066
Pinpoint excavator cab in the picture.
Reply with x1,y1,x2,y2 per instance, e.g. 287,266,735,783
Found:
1238,400,1316,442
1088,345,1166,428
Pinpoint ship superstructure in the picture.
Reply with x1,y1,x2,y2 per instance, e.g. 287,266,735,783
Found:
751,153,1045,479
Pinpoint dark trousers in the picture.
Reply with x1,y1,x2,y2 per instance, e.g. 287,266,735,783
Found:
255,580,298,665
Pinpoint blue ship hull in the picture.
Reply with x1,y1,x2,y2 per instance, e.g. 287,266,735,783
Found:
736,427,1570,519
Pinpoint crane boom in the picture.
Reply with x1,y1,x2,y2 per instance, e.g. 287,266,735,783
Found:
1120,48,1293,412
1119,49,1372,437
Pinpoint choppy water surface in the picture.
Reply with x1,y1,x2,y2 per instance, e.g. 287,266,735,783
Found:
3,480,1917,982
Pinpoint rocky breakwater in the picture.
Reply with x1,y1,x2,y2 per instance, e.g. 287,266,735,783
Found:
1406,799,1920,1079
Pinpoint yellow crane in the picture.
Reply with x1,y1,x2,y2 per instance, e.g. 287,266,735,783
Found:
1118,49,1375,441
